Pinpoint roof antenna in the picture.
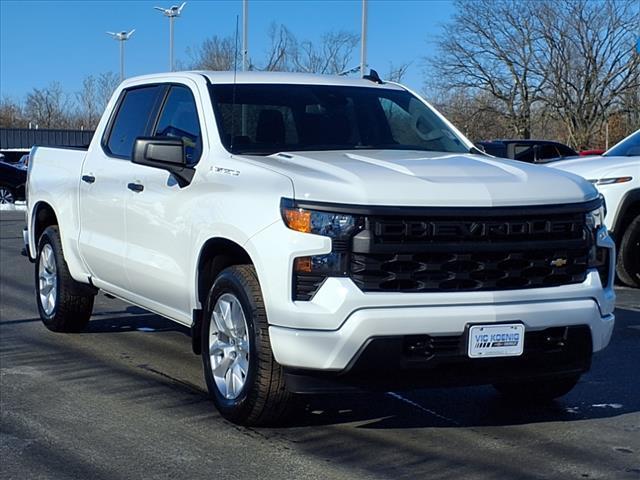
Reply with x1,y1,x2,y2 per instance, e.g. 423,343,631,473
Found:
363,68,384,84
230,15,239,154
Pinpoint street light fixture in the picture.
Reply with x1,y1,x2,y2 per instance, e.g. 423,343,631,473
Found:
154,2,187,71
106,30,135,82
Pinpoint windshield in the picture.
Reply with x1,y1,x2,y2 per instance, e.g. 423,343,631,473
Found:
604,130,640,157
209,84,470,155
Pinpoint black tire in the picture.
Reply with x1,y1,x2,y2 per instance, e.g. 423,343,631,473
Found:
493,374,580,402
35,226,95,332
616,214,640,288
0,184,15,204
201,265,293,426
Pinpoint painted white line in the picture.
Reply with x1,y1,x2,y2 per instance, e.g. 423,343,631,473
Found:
386,391,461,426
136,327,156,332
591,403,623,409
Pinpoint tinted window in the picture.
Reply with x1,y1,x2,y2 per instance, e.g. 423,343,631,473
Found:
476,143,507,158
210,84,468,155
539,144,560,160
556,144,577,157
154,86,202,165
513,144,535,162
605,130,640,157
106,86,162,158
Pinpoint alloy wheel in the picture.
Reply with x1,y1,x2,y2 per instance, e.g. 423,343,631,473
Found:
209,293,250,399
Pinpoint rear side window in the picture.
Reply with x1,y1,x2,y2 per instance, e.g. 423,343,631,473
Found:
513,144,535,162
556,144,577,157
153,86,202,165
106,86,162,158
539,144,560,160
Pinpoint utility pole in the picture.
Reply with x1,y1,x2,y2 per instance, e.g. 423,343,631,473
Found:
360,0,368,77
242,0,249,71
106,30,135,82
154,2,187,71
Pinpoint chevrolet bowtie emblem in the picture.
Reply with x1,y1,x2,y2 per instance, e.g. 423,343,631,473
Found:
550,258,568,267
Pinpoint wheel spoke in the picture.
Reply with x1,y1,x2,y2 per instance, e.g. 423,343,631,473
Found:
40,282,53,296
208,293,251,400
45,247,55,272
212,350,233,377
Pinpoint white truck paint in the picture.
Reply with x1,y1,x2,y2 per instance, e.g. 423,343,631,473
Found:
25,71,616,425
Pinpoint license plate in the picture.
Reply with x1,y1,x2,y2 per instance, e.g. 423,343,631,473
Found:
468,323,525,358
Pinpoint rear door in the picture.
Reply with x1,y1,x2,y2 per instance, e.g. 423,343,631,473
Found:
78,85,164,290
122,82,206,320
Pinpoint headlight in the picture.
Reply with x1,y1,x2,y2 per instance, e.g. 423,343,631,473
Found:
281,202,362,240
281,199,364,300
588,176,632,186
585,197,610,286
585,203,605,231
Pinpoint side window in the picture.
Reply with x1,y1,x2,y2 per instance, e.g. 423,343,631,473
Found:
154,86,202,165
106,86,162,158
513,144,535,162
540,144,560,160
557,145,576,157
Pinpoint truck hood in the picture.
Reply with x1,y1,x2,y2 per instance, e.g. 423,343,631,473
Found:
240,150,598,207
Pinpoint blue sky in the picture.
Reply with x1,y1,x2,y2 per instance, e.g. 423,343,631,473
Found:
0,0,455,100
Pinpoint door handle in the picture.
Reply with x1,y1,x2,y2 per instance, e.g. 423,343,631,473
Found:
127,182,144,193
81,175,96,184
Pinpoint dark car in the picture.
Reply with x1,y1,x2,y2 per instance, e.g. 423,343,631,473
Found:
476,139,578,163
0,156,27,204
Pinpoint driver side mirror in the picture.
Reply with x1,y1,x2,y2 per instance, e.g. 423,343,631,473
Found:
132,136,195,187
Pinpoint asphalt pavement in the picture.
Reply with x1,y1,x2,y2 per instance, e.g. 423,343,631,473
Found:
1,210,639,480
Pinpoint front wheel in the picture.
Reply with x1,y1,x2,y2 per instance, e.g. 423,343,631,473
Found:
493,375,581,402
201,265,293,426
0,185,15,204
616,214,640,288
35,226,95,332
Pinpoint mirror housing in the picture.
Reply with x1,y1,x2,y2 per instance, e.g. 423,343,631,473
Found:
132,137,195,187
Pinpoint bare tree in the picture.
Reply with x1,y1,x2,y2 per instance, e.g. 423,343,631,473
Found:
387,62,412,83
536,0,640,149
96,72,120,112
291,30,359,74
0,97,25,128
188,35,238,71
431,89,512,141
76,75,101,129
262,23,295,71
24,82,72,128
427,0,546,139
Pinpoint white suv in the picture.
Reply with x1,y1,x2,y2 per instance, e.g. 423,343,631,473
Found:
549,130,639,287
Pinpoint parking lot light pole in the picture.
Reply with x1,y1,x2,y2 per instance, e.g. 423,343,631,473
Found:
360,0,368,77
154,2,187,71
106,30,135,82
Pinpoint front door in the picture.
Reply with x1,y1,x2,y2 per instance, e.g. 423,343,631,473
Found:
123,83,205,320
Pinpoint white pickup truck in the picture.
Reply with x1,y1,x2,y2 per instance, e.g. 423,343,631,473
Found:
25,71,616,425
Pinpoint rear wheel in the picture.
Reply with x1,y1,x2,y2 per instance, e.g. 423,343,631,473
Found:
0,185,15,204
201,265,293,426
35,226,95,332
616,214,640,288
493,375,581,402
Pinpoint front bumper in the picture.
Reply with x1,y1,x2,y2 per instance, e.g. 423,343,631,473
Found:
284,325,594,393
270,292,614,371
247,216,616,376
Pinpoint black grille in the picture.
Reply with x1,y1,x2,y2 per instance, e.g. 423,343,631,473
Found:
350,209,591,293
